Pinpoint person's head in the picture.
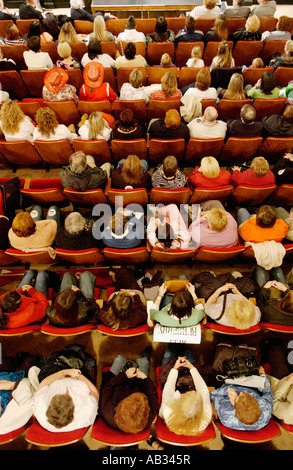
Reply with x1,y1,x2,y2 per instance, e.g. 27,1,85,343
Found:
284,40,293,56
161,71,177,97
64,211,86,235
214,15,228,41
35,106,59,138
107,290,135,329
114,392,150,433
155,16,168,35
251,57,264,68
208,208,227,232
118,109,136,129
234,392,261,425
129,68,144,88
69,151,87,174
0,99,25,134
276,16,291,32
27,35,41,52
233,0,244,6
127,15,136,30
11,211,36,237
0,291,22,314
224,73,245,99
93,14,108,41
240,103,256,124
88,111,105,139
190,45,202,61
164,109,181,129
5,22,21,40
200,156,220,178
46,394,75,429
160,52,172,67
54,289,79,323
124,42,136,60
204,0,217,9
185,15,195,32
216,40,234,67
282,104,293,123
43,12,60,40
250,156,269,177
110,211,128,236
260,70,276,95
162,155,178,178
245,15,260,34
165,390,208,435
256,205,276,228
121,154,144,185
87,37,102,59
58,21,78,43
195,67,211,91
169,291,193,323
57,41,72,60
203,106,218,123
28,20,41,37
225,296,257,329
280,290,293,314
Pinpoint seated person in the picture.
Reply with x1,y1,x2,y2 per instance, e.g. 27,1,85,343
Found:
111,109,146,141
261,104,293,138
111,154,151,190
237,205,289,243
251,0,277,18
59,151,110,191
227,104,262,138
146,16,175,43
210,40,235,70
116,15,146,43
77,111,112,141
151,155,186,189
269,39,293,70
147,203,191,251
188,106,227,139
0,269,52,329
159,344,212,435
98,206,145,249
148,109,190,143
183,67,217,100
115,41,147,69
150,276,205,327
8,206,59,254
98,351,158,433
190,0,221,20
150,72,182,101
189,199,239,248
273,153,293,185
188,156,231,191
230,156,275,187
186,45,205,68
79,62,117,102
33,106,77,142
23,36,53,71
46,271,99,328
175,15,204,46
232,15,262,43
55,211,98,250
218,72,246,101
3,22,26,45
56,42,81,70
204,281,261,329
81,38,115,69
0,100,35,143
119,68,149,103
97,267,147,330
246,71,280,100
58,21,83,45
211,366,273,430
19,0,43,23
253,265,293,326
262,15,291,43
205,15,232,42
42,67,79,103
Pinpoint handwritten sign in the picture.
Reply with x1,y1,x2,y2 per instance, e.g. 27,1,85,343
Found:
153,323,201,344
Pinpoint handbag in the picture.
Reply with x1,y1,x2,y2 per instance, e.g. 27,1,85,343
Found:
212,342,260,375
221,344,259,380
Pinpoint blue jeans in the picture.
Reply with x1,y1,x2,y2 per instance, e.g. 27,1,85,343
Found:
253,265,287,288
17,269,59,297
59,271,96,299
162,344,196,369
236,208,251,226
110,354,150,376
30,205,62,229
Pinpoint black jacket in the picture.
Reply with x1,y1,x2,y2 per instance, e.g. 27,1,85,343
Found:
19,3,43,22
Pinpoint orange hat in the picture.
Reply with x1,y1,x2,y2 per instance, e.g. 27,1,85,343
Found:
44,67,68,93
83,62,104,88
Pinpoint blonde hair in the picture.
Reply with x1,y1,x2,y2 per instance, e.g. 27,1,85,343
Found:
88,111,105,140
93,15,109,41
225,297,257,329
196,67,211,91
214,15,228,41
35,107,59,138
57,41,72,59
129,68,143,88
200,156,220,178
58,22,80,44
121,154,144,185
245,15,260,34
250,156,269,177
110,212,128,236
223,73,245,100
189,45,202,67
161,72,177,97
285,40,293,55
0,100,25,134
208,208,227,232
204,0,217,9
166,391,210,435
216,41,234,68
160,53,172,67
251,57,264,68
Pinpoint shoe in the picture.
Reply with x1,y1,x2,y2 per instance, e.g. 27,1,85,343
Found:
147,436,164,450
77,113,88,128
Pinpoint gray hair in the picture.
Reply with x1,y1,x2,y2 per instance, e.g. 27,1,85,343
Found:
204,106,218,122
69,151,87,174
65,212,86,235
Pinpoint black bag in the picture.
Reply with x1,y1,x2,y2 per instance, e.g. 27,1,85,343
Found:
222,345,259,379
192,271,259,300
214,343,259,382
0,177,21,221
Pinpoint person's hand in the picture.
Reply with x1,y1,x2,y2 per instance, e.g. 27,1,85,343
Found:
284,153,293,161
230,284,242,296
125,367,137,379
228,387,238,406
286,373,293,384
264,280,287,291
155,241,164,250
200,213,209,222
232,166,241,172
183,358,195,370
256,78,261,88
0,380,15,390
136,369,147,380
65,369,81,379
173,357,186,370
71,285,80,292
21,284,32,291
158,283,168,297
186,282,196,297
220,283,235,293
263,280,275,289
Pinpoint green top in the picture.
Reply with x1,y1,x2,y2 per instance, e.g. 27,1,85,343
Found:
150,304,205,328
247,87,280,100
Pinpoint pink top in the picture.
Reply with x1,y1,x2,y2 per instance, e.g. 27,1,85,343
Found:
150,89,182,101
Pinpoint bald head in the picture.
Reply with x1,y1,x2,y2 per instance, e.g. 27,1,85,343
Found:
203,106,218,123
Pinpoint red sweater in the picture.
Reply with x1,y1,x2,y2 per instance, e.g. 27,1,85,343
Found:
188,166,231,190
0,287,49,329
79,82,117,102
230,168,276,187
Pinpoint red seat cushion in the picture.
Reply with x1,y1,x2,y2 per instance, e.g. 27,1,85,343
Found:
0,424,29,442
260,322,293,332
25,421,89,446
97,323,149,336
204,322,261,335
0,324,41,335
41,323,97,335
91,417,150,445
215,419,280,442
155,416,216,445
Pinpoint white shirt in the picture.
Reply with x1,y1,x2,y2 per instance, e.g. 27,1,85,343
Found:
33,378,98,432
78,119,111,141
0,116,35,142
188,116,227,139
81,53,115,69
23,50,54,70
189,5,221,19
117,28,146,44
184,86,217,100
210,56,235,70
186,58,205,68
119,83,149,103
33,124,77,142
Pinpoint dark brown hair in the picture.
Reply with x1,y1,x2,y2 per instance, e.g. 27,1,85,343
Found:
256,205,276,228
169,291,193,323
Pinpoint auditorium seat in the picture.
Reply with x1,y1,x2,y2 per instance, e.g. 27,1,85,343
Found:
190,186,234,204
229,184,277,206
17,100,42,120
0,140,42,166
166,16,185,34
112,98,147,125
43,100,81,126
25,421,90,448
107,187,149,206
194,18,215,35
66,68,84,93
258,136,293,163
148,138,185,164
219,137,263,163
146,42,175,66
174,41,204,68
214,419,280,444
71,139,112,164
267,184,293,206
106,18,127,36
0,250,18,266
74,19,93,33
0,44,28,70
116,67,147,92
41,321,98,336
260,40,287,61
67,42,87,62
251,98,287,121
0,70,28,99
242,67,274,86
178,66,204,88
54,248,105,265
0,324,42,337
103,67,117,93
40,43,59,64
232,40,263,66
62,187,108,206
20,70,46,97
211,66,243,89
147,99,181,121
4,248,58,266
184,138,224,163
194,245,245,263
16,18,42,36
0,424,30,445
149,188,191,205
101,41,118,58
203,41,233,67
117,41,145,57
110,139,148,162
78,99,113,116
21,178,67,205
147,66,179,84
0,19,13,38
258,17,278,33
150,247,196,264
217,99,251,121
274,67,293,88
102,246,149,264
136,17,157,35
225,17,246,33
33,139,73,166
91,415,151,446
